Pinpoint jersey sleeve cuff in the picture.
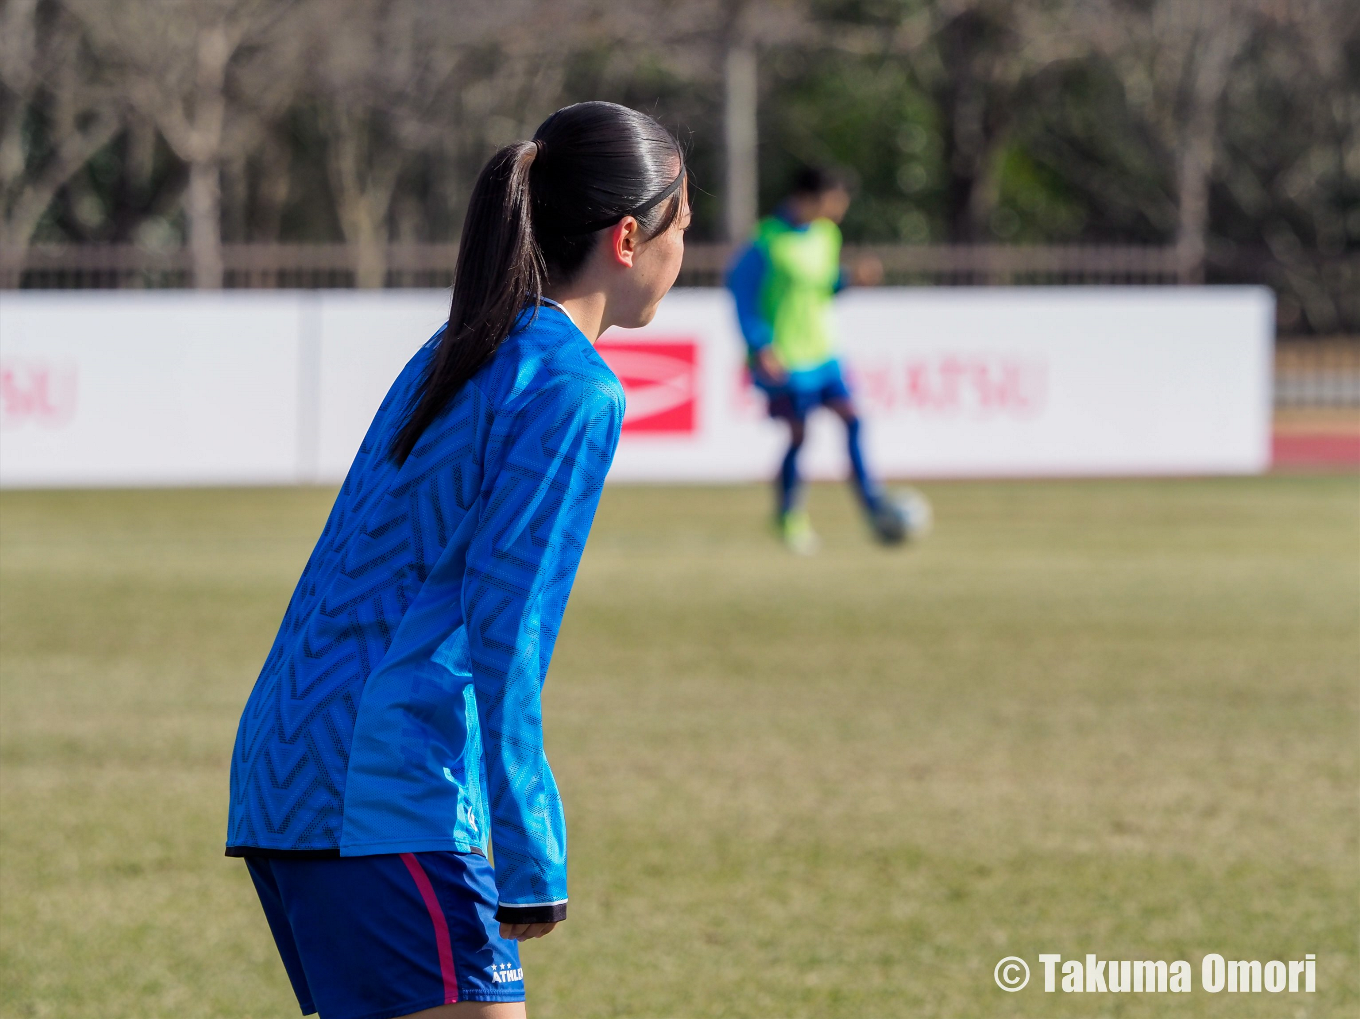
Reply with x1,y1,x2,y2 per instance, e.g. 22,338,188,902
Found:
745,325,775,352
495,901,567,924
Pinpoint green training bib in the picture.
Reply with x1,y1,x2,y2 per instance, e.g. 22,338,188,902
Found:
754,216,842,371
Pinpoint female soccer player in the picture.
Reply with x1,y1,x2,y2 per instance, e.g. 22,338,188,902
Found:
225,102,688,1019
726,167,905,553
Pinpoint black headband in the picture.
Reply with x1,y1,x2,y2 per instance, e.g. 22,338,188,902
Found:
555,169,685,236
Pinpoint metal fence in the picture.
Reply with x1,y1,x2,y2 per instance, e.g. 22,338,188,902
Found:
0,244,464,291
1274,340,1360,408
2,242,1186,291
4,243,1355,408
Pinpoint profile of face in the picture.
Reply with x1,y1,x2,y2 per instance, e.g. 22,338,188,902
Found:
816,186,851,224
605,172,691,329
788,185,850,225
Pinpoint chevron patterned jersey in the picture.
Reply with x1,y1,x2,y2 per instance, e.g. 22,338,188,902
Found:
226,303,623,918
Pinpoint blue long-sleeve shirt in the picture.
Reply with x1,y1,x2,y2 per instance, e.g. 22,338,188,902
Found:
226,302,623,923
725,242,776,352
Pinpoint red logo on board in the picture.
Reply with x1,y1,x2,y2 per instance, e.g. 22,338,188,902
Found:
594,340,698,433
0,359,78,428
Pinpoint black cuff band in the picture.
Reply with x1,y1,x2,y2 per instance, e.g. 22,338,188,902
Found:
495,902,567,924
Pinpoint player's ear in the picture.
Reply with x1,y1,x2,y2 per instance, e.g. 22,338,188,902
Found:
609,217,639,268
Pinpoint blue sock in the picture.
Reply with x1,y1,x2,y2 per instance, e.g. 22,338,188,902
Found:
845,417,880,509
779,436,803,515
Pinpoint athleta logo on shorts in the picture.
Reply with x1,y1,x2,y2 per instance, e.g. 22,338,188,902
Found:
491,962,523,984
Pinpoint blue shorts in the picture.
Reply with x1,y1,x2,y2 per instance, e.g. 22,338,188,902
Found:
245,851,524,1019
757,358,852,421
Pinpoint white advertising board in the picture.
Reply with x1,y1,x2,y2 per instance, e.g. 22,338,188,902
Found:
0,287,1272,487
0,292,304,486
610,288,1275,480
312,292,450,481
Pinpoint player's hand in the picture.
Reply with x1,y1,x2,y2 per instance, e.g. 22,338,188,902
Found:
500,921,558,941
755,346,787,384
850,254,884,287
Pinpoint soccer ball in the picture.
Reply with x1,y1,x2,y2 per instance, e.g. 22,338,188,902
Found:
870,487,933,545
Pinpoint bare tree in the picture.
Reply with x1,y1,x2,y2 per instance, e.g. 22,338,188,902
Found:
70,0,306,286
307,0,568,287
817,0,1089,241
599,0,815,241
1066,0,1278,281
719,2,821,241
1216,0,1360,328
0,0,123,248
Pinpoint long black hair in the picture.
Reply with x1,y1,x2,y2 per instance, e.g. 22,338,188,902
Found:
389,102,685,465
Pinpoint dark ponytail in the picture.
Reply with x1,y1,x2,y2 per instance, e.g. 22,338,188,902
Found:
389,102,684,465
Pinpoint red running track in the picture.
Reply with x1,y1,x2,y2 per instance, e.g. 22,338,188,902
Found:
1272,432,1360,469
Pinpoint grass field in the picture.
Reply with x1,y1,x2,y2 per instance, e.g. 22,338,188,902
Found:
1,477,1356,1018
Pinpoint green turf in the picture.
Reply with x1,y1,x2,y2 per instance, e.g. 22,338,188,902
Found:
1,478,1356,1018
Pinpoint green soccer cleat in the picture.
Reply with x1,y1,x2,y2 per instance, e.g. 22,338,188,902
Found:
775,508,821,555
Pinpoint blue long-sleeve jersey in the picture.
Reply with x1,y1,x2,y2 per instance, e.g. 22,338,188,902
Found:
725,241,776,353
226,302,623,923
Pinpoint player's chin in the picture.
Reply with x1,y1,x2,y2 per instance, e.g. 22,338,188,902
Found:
617,299,662,330
620,266,682,329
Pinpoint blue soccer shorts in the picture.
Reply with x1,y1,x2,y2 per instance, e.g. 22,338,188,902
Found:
245,850,525,1019
758,358,852,422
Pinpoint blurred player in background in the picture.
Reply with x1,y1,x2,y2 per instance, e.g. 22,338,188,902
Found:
726,167,907,553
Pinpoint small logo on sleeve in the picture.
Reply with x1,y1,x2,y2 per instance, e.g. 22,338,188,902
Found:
491,961,524,984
